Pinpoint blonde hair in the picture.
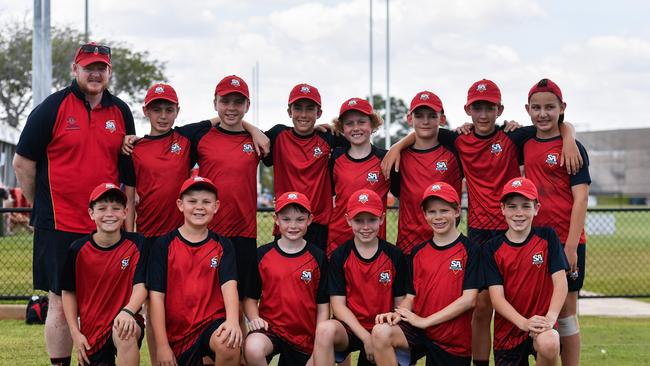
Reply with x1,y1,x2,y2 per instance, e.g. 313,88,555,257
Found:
333,111,384,133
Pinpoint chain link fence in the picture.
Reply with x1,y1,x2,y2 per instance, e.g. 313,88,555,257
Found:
1,207,648,300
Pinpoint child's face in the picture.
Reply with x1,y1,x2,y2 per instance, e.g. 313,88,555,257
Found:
287,99,322,136
408,107,443,141
346,212,384,245
274,206,312,242
143,101,179,136
464,101,504,136
341,111,373,147
214,93,250,130
422,199,459,236
526,92,565,136
500,195,540,234
88,201,126,234
176,190,219,227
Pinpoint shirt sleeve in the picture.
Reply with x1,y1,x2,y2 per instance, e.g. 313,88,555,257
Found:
438,128,459,150
389,246,407,298
327,248,347,296
245,247,264,300
482,240,504,287
506,125,536,150
15,90,67,161
316,254,330,304
218,237,238,285
146,236,168,293
119,154,136,187
132,234,147,285
462,242,484,290
569,141,591,186
60,240,83,292
389,169,401,198
405,246,418,296
175,120,213,143
261,124,286,167
543,228,570,275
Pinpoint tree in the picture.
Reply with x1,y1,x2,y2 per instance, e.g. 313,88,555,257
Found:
0,20,167,128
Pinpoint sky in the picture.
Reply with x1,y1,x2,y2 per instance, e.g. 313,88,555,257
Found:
2,0,650,137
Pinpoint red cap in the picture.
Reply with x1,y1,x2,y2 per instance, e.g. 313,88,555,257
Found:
144,83,179,107
339,98,373,118
275,191,312,214
500,177,539,201
215,75,249,98
179,176,218,198
409,91,443,113
421,182,460,205
466,79,501,107
88,183,126,206
528,78,563,102
74,42,111,67
288,83,321,106
346,189,384,218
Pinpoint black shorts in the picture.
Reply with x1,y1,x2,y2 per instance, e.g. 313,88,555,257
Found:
251,327,310,366
335,326,371,365
177,317,225,365
467,227,507,247
33,228,86,295
227,236,257,300
305,223,328,253
87,314,145,365
398,323,470,366
564,244,586,292
494,337,535,366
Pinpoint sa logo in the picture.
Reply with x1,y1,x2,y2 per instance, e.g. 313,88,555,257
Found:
120,256,130,270
105,120,116,133
242,143,254,154
491,142,503,155
170,142,181,154
379,270,392,286
301,270,313,284
210,256,219,268
532,252,544,267
367,172,379,184
546,153,559,167
435,160,448,172
313,146,323,158
449,259,462,274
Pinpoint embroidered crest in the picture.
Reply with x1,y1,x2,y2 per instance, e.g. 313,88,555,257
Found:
511,180,522,188
449,259,462,274
300,86,310,94
477,83,487,92
287,193,298,200
546,153,559,167
170,142,181,154
532,252,544,267
301,270,313,284
105,120,116,133
154,85,165,94
313,146,323,158
358,193,369,203
348,99,358,106
420,93,430,100
230,78,240,87
242,143,254,154
120,256,130,270
65,117,80,130
379,270,392,285
431,184,441,191
210,256,219,268
490,142,502,155
367,172,379,184
435,161,448,172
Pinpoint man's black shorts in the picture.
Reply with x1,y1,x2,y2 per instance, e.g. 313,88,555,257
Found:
227,236,257,300
33,228,86,294
564,244,586,292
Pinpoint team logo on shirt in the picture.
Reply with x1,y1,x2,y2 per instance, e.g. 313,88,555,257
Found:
154,85,165,94
419,93,430,100
170,142,181,154
449,259,463,274
301,270,313,284
358,193,369,203
230,79,240,87
65,117,80,130
105,120,116,133
367,172,379,184
379,270,392,285
313,146,323,158
210,256,220,268
242,143,254,154
120,256,130,270
300,86,311,94
532,252,544,267
435,160,448,172
490,142,503,155
546,153,559,167
477,83,487,92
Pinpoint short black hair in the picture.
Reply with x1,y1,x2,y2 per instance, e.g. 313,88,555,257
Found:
89,190,127,209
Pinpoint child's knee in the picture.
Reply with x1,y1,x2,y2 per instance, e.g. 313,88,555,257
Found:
243,335,269,361
371,323,392,344
210,333,240,362
314,320,338,346
112,331,139,351
534,330,560,358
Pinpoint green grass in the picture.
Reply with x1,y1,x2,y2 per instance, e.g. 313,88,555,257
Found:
1,316,649,365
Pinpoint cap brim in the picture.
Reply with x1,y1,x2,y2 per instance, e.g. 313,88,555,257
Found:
216,90,249,98
89,187,126,205
409,102,443,114
465,96,500,107
77,56,110,67
179,181,218,198
500,191,537,201
288,96,321,106
144,96,179,107
347,207,384,218
421,193,459,206
275,201,311,214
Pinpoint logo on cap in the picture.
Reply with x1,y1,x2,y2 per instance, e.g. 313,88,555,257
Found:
210,256,219,268
105,120,116,133
379,270,392,285
93,47,99,55
532,252,544,267
358,193,369,203
242,143,254,154
491,143,502,155
194,176,205,182
301,270,313,284
367,172,379,184
420,93,430,100
435,161,448,172
230,78,240,87
120,256,130,270
512,180,522,188
313,146,323,158
300,86,310,94
348,99,358,106
477,83,487,92
105,183,117,189
431,184,441,191
287,193,298,200
170,142,181,154
546,153,558,166
155,86,164,94
449,259,462,274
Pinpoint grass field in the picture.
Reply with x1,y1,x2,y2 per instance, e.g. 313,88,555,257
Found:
1,316,649,365
2,210,649,298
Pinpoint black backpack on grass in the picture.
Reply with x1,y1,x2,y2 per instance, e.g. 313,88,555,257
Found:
26,295,48,324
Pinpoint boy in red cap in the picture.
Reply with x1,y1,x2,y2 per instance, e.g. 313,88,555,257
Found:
484,177,569,366
61,183,147,365
313,189,407,366
524,79,590,366
243,191,329,365
373,182,482,366
327,97,390,256
147,176,241,365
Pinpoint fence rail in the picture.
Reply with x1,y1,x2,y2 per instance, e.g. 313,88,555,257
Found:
1,207,648,300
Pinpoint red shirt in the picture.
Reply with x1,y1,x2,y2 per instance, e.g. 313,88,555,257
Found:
196,126,260,238
524,136,591,243
16,81,135,233
246,242,328,354
328,146,390,256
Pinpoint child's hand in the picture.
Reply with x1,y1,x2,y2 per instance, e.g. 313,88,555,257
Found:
503,120,521,132
381,148,401,177
395,307,428,329
375,311,401,325
314,123,339,135
216,319,243,349
248,317,269,332
157,343,178,366
70,330,91,365
564,246,579,277
455,122,474,135
250,128,270,157
121,135,140,155
362,334,375,363
523,315,550,334
113,309,138,340
560,133,584,175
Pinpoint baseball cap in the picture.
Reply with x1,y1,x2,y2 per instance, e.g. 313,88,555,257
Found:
88,183,126,206
465,79,501,107
421,182,460,206
288,83,321,106
179,176,218,198
500,177,539,201
74,42,111,67
339,98,373,118
275,191,312,214
215,75,249,99
409,91,444,114
346,189,384,218
144,83,179,107
528,78,563,102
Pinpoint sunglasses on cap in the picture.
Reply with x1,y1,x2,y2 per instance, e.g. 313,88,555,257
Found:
78,44,111,57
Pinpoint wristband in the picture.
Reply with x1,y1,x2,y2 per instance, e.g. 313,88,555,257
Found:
120,308,137,318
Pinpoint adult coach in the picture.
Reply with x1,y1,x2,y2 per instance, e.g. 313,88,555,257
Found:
13,42,135,366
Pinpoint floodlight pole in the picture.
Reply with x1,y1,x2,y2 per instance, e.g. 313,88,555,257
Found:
32,0,52,107
369,0,373,106
385,0,391,149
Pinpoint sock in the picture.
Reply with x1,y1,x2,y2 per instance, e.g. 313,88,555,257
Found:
50,356,71,366
473,361,489,366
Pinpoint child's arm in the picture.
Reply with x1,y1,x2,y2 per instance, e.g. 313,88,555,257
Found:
559,122,584,174
242,297,268,331
377,294,412,325
124,185,135,232
565,184,589,275
113,283,147,340
241,120,270,157
380,132,415,177
545,270,569,329
215,280,242,348
331,295,375,362
395,289,478,329
489,285,548,334
62,290,91,365
316,303,330,324
149,291,178,366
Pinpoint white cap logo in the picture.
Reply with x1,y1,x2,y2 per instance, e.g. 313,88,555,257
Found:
287,193,298,200
358,193,369,203
431,184,441,191
154,86,164,94
230,79,240,87
194,176,205,182
300,86,310,94
512,180,522,188
477,83,487,92
420,93,430,100
105,183,116,189
348,99,358,106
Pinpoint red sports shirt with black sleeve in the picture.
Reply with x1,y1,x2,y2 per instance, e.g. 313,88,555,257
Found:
246,242,328,354
327,146,390,256
524,137,591,243
121,121,211,237
195,126,260,238
263,125,348,226
390,142,462,254
60,232,146,355
328,240,406,331
483,227,569,351
146,230,237,357
16,80,135,233
408,234,482,357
